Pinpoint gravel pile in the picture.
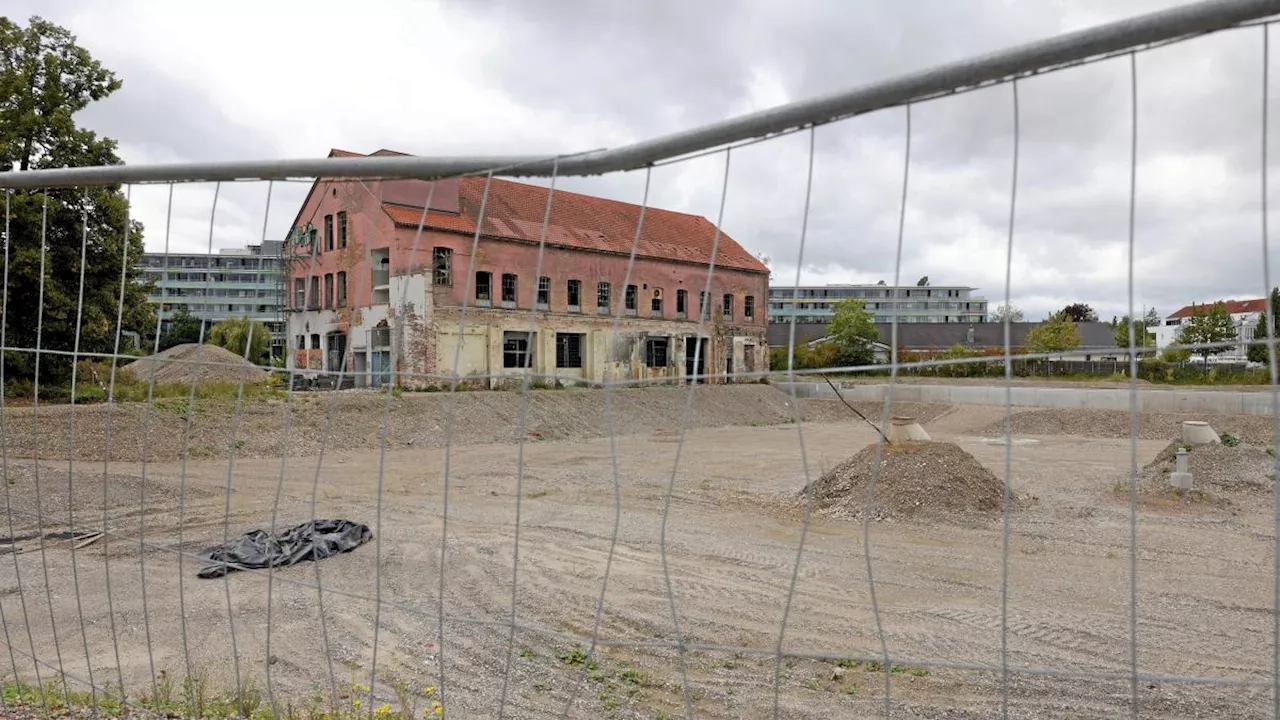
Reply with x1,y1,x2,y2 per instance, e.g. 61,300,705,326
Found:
978,408,1280,444
1136,440,1275,503
797,440,1022,521
123,343,270,385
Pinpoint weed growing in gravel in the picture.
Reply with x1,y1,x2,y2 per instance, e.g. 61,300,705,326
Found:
1,672,445,719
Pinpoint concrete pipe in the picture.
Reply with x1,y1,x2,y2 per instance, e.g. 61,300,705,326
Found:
1181,420,1220,446
887,415,930,443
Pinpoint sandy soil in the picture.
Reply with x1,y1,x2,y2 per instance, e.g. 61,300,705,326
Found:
0,386,1274,719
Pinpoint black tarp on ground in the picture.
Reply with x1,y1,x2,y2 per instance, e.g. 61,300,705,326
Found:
196,519,373,579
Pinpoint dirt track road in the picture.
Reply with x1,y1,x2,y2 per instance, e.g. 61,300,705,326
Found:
0,395,1274,718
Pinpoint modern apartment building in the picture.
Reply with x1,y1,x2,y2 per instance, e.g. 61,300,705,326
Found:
137,240,287,356
768,284,988,324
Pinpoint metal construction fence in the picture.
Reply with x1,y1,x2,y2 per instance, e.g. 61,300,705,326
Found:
4,1,1280,718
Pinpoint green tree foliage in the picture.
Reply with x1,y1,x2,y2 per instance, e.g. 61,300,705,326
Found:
826,297,879,367
916,276,929,286
208,316,271,366
157,306,203,351
1177,300,1237,366
0,16,154,383
1025,313,1081,354
1247,287,1280,364
1112,307,1161,349
1058,303,1099,323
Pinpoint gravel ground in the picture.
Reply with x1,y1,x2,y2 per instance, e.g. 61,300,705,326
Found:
977,407,1280,444
0,385,947,464
1131,440,1276,509
0,387,1276,718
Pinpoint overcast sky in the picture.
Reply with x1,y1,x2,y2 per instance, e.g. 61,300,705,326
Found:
8,0,1280,322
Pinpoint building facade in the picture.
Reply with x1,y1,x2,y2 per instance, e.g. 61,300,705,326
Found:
137,240,286,355
1150,298,1265,361
284,149,770,388
768,284,987,325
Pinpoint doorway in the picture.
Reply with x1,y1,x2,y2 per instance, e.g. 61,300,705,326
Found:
684,337,708,385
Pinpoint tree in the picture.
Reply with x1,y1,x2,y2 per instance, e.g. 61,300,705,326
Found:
1247,287,1280,364
157,306,203,351
876,280,886,286
1058,303,1099,323
1112,307,1161,350
990,303,1024,323
0,16,154,383
916,276,929,286
826,297,878,367
1177,301,1236,366
1025,314,1081,354
208,316,271,366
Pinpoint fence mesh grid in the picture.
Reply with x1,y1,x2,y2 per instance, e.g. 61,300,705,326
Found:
2,2,1280,718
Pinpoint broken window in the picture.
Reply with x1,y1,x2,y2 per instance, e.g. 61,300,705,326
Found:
644,337,669,368
294,279,305,308
625,284,637,315
337,211,348,248
502,273,518,305
555,333,584,369
337,271,347,307
433,247,453,286
597,282,611,314
723,293,734,321
744,295,755,319
324,273,334,309
537,276,550,308
676,289,687,318
651,288,663,317
324,214,334,252
503,331,533,369
309,276,320,309
567,279,581,311
475,271,492,303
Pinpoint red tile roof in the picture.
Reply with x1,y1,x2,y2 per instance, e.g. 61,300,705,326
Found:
336,149,766,274
1168,298,1266,318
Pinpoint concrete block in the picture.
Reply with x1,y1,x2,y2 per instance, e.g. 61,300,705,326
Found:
1169,471,1193,490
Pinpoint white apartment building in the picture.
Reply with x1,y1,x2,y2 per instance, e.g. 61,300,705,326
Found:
1150,298,1265,362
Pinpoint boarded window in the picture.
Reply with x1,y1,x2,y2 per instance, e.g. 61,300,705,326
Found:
502,273,518,303
309,276,320,308
337,211,348,248
567,279,581,310
433,247,452,286
336,271,347,307
476,271,492,302
503,331,533,369
645,337,669,368
555,333,584,369
324,273,334,308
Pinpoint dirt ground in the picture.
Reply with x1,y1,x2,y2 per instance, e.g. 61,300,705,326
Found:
0,385,1275,719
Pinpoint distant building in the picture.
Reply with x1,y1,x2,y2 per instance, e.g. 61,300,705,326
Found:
137,240,286,356
768,284,988,325
1150,298,1265,361
768,321,1120,361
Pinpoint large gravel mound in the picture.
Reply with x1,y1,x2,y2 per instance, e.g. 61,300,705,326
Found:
798,440,1021,521
1135,441,1275,504
123,343,270,385
978,408,1279,444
